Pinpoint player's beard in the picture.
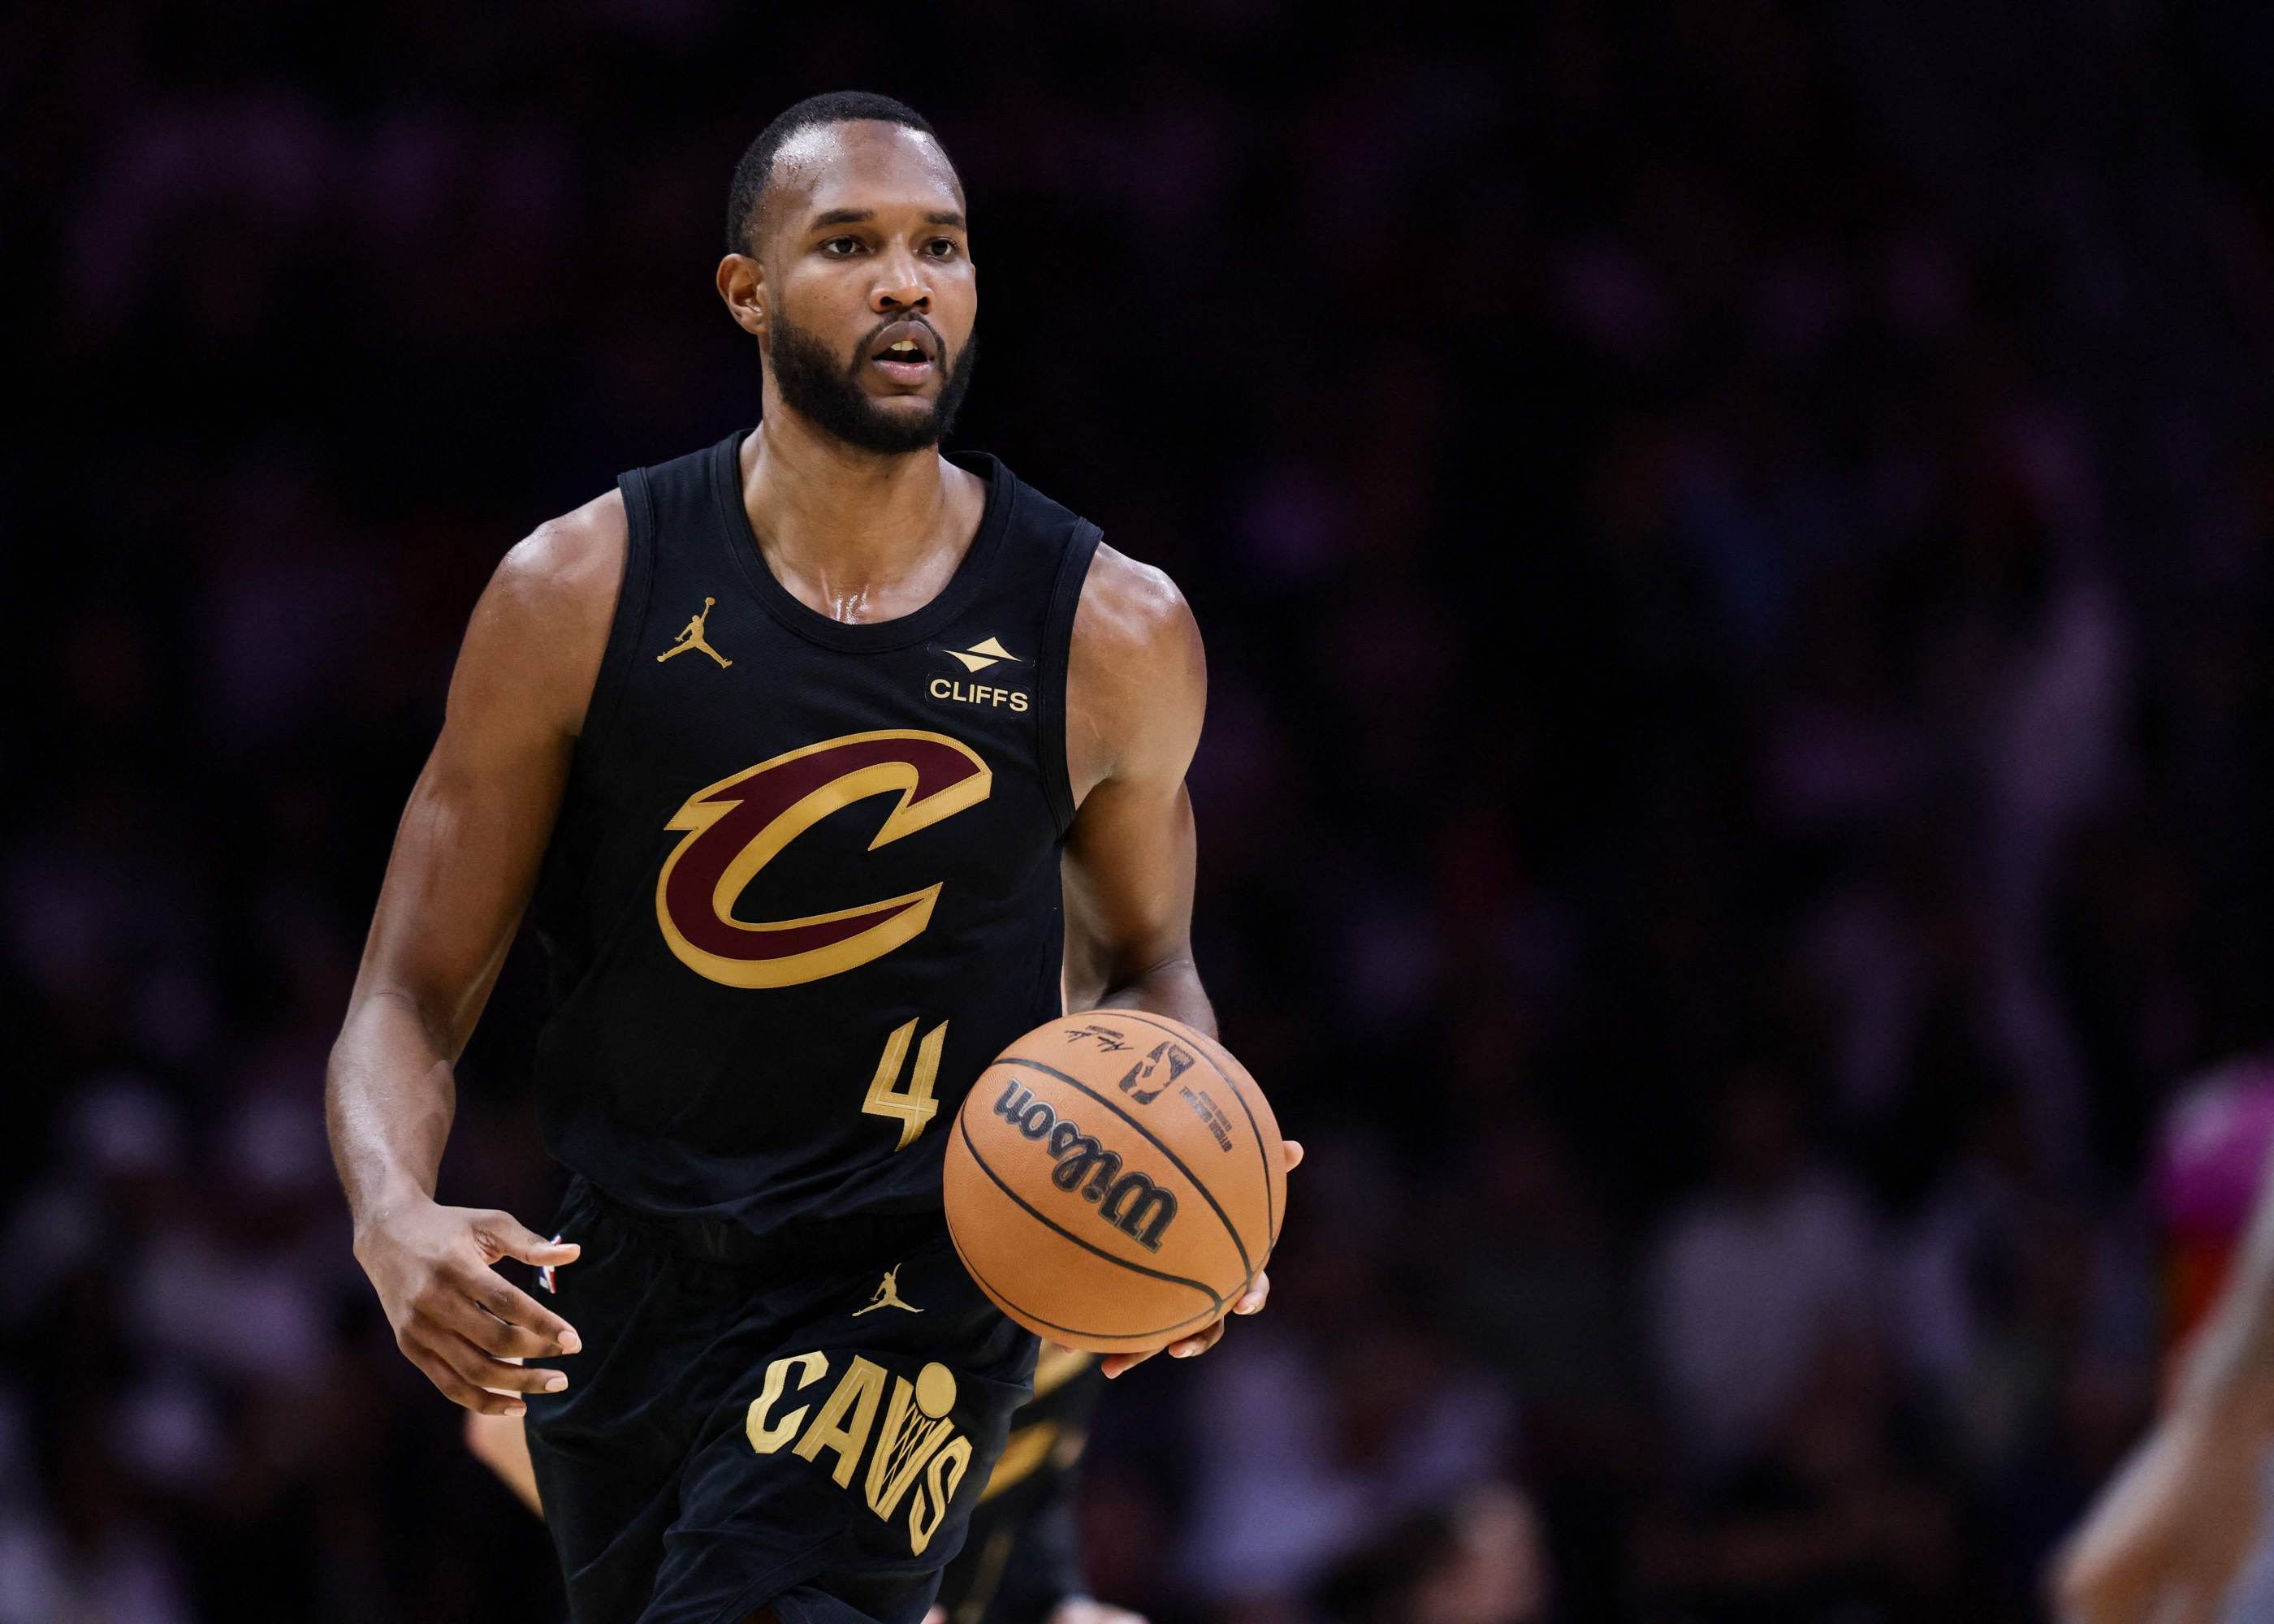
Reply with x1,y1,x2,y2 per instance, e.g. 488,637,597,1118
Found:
767,310,976,456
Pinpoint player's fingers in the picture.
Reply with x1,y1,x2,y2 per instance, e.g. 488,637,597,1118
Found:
1282,1138,1303,1172
1168,1318,1228,1358
1234,1271,1271,1315
472,1210,581,1270
425,1326,572,1397
1100,1347,1160,1379
448,1262,583,1354
1105,1293,1243,1376
430,1289,567,1361
400,1336,530,1416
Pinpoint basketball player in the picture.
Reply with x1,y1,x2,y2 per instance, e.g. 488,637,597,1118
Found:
326,90,1299,1624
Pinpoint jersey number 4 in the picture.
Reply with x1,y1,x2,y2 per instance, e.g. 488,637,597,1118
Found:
865,1019,947,1151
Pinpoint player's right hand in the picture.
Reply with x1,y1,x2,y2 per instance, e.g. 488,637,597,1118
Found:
353,1198,584,1415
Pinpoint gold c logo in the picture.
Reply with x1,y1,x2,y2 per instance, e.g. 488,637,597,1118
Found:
655,730,991,988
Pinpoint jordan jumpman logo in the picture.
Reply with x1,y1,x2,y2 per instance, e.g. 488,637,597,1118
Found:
851,1265,922,1316
657,598,732,668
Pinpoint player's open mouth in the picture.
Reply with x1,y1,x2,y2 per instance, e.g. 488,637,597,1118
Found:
867,322,938,386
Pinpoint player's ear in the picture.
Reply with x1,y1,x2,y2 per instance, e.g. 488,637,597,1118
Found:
717,254,767,339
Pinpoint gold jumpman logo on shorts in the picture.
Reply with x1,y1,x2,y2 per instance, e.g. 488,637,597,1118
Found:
851,1265,922,1316
657,597,732,667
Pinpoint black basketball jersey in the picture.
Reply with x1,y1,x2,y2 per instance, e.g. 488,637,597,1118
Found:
526,429,1100,1237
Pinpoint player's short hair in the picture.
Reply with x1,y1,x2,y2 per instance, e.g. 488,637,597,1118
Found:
724,91,950,255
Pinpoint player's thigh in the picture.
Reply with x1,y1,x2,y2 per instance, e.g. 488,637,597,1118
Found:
523,1186,715,1551
649,1243,1038,1621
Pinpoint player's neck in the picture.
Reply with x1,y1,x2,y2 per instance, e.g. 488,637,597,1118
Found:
739,409,984,625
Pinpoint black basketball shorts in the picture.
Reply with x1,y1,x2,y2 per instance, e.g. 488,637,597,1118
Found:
523,1179,1039,1624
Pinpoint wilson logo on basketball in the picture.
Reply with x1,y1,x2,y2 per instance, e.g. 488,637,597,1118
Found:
990,1080,1178,1250
655,730,990,989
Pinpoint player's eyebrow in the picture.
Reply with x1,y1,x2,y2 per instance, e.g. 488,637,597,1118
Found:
805,208,966,231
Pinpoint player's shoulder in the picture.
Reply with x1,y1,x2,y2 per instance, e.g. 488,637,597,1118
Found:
456,489,625,732
491,487,626,617
1071,542,1203,682
1066,543,1204,782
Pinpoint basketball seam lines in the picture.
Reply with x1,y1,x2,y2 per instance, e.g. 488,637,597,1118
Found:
954,1112,1225,1303
948,1228,1226,1346
1102,1012,1280,1249
994,1056,1252,1278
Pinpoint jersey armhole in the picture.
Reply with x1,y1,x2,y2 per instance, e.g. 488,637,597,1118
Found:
1038,518,1104,840
581,467,660,755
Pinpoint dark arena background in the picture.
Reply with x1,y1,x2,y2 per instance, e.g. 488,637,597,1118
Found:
11,2,2274,1620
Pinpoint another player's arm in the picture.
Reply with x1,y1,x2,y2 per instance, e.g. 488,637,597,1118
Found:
326,494,624,1416
1059,545,1302,1379
2052,1158,2274,1622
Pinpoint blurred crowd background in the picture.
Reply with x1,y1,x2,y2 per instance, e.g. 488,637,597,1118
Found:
11,2,2274,1620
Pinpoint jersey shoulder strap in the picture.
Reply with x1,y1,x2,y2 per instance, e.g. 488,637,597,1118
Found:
585,434,733,745
1039,512,1101,836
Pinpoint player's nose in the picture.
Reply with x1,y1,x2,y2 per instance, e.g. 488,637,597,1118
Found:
869,241,931,314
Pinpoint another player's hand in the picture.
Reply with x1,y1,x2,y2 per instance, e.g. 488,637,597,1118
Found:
1102,1139,1302,1379
353,1196,583,1415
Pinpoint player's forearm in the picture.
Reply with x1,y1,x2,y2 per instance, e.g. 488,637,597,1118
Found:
327,986,461,1230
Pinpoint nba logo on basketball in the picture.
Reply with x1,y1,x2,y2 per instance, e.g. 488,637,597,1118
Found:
1113,1039,1195,1105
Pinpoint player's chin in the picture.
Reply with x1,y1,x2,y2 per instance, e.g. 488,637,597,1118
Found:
866,394,940,424
856,391,943,433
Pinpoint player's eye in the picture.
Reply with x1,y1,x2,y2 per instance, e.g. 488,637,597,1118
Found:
923,238,960,259
819,236,864,257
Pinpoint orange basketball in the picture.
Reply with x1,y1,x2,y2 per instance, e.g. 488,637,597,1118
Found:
942,1011,1286,1353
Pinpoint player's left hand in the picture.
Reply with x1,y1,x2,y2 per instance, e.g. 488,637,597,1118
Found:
1102,1138,1301,1379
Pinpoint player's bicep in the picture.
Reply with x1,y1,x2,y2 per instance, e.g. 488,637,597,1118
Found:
353,516,616,1045
1061,554,1207,987
362,734,567,1043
